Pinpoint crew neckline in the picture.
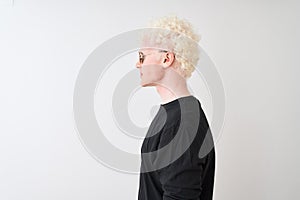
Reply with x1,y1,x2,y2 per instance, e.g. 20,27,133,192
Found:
160,95,195,107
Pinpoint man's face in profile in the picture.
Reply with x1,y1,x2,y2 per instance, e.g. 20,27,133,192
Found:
136,48,166,87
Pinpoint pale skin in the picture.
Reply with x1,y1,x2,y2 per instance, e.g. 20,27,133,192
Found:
136,48,192,104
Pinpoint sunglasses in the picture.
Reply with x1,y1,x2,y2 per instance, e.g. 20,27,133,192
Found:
138,50,168,64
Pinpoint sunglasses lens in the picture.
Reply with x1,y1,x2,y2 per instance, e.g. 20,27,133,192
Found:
139,53,144,64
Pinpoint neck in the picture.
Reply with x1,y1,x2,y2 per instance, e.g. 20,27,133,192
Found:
155,68,191,104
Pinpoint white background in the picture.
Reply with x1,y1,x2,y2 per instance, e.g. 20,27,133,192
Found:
0,0,299,199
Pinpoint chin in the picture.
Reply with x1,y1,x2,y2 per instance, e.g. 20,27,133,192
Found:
141,83,150,87
141,81,155,87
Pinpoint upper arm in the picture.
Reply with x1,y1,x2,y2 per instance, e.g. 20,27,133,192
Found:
158,147,207,200
157,125,208,200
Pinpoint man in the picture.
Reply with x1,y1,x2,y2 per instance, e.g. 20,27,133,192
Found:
136,15,216,200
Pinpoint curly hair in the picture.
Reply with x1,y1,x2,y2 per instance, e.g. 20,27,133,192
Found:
141,15,201,79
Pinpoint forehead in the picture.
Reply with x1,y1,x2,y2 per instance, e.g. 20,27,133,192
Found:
138,47,167,54
138,48,156,54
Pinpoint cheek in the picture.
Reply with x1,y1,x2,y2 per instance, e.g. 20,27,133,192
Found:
144,65,164,78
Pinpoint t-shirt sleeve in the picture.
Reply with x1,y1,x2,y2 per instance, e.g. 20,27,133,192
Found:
157,126,208,200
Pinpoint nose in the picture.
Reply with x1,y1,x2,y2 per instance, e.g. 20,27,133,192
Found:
136,61,141,68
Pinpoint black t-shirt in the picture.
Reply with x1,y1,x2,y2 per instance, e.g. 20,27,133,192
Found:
138,95,216,200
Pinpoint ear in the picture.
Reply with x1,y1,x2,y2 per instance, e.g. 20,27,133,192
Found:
162,52,175,68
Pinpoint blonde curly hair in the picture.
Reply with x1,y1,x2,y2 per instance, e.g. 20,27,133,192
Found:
141,15,201,79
